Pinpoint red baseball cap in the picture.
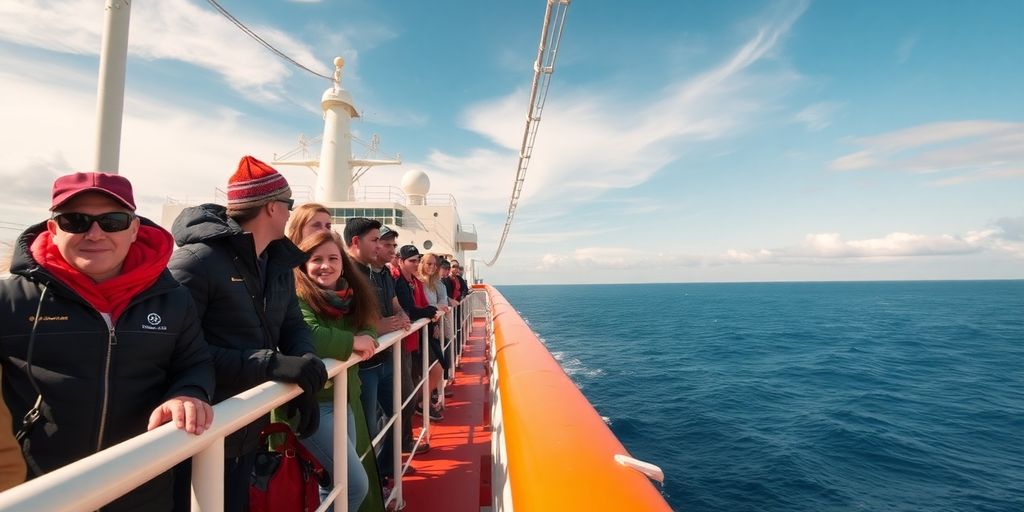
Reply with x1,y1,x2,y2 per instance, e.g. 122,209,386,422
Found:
50,172,136,212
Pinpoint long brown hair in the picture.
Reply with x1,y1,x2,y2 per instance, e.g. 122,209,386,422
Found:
287,202,331,246
294,231,379,330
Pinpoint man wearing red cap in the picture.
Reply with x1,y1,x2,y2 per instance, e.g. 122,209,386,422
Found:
0,172,215,511
168,156,326,511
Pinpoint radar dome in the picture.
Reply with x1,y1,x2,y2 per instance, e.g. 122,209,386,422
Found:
401,169,431,197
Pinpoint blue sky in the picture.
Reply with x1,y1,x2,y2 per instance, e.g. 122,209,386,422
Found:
1,0,1022,284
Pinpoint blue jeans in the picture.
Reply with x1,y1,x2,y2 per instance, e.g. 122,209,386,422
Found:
301,404,369,512
358,361,387,440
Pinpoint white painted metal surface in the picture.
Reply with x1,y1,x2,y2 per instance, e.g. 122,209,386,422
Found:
614,454,666,484
93,0,132,173
317,57,360,202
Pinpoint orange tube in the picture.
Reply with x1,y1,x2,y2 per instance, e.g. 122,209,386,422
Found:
484,285,671,511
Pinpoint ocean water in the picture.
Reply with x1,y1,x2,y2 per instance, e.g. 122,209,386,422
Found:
498,281,1024,512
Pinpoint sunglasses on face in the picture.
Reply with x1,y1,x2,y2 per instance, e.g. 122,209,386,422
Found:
53,212,136,233
276,198,295,211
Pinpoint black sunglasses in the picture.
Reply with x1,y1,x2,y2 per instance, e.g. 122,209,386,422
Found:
276,198,295,211
53,212,136,234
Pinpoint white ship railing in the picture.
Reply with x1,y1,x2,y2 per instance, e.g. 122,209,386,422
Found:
0,297,479,512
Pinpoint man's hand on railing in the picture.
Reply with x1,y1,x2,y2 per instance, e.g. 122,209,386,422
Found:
146,396,213,435
267,352,328,394
286,392,321,439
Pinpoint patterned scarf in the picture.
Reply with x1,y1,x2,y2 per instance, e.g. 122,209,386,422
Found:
320,277,354,319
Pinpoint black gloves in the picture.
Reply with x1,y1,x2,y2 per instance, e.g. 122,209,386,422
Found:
286,391,321,439
268,352,328,395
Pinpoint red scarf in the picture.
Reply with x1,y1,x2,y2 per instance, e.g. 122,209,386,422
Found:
450,276,462,300
30,225,174,323
403,274,430,352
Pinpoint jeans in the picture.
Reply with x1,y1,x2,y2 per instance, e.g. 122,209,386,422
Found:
358,361,386,440
300,404,369,512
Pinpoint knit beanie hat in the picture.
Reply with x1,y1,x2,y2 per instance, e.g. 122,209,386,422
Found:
226,156,291,213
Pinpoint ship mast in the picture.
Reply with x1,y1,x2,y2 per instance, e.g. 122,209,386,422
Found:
273,57,400,202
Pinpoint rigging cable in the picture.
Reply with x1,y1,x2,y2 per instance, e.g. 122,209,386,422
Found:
205,0,333,81
482,0,571,267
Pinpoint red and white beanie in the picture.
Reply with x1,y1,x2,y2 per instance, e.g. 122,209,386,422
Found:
226,156,291,213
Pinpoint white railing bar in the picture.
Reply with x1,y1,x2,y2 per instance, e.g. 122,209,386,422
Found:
0,319,432,512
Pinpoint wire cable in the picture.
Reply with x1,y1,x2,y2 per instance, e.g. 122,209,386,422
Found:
482,0,570,267
205,0,333,81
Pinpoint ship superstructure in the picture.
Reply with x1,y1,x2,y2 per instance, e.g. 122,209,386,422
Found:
159,57,477,264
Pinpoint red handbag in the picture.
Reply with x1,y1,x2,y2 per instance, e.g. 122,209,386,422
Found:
249,422,331,512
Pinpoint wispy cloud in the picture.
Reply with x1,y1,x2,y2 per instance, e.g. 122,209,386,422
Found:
896,34,918,64
829,120,1024,185
794,101,843,131
0,0,331,101
538,220,1024,271
370,1,811,226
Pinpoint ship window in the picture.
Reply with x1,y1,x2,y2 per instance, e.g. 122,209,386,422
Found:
423,240,433,250
374,208,384,217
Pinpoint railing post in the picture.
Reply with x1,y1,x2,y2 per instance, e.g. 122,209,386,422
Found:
391,338,404,509
448,309,456,387
334,366,350,512
191,439,224,511
420,324,430,435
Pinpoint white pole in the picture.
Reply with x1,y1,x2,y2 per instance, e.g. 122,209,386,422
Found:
334,368,349,512
191,439,225,511
94,0,132,174
391,342,404,508
317,57,359,202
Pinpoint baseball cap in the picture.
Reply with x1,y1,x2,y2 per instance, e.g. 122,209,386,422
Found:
50,172,136,212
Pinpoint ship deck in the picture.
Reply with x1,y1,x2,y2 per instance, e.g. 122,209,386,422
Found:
401,317,491,511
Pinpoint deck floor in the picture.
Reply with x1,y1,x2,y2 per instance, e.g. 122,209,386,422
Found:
400,318,491,512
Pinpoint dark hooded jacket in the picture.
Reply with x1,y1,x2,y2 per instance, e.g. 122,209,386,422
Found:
167,204,315,456
0,220,215,512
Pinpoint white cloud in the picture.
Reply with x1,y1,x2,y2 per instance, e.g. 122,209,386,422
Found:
0,53,313,230
829,120,1024,185
364,1,811,229
0,0,331,100
794,101,843,131
535,222,1024,273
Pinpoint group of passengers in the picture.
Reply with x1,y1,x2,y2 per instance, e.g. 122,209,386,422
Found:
0,156,471,512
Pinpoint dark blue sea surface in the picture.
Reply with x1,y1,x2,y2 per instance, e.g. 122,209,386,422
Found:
498,281,1024,512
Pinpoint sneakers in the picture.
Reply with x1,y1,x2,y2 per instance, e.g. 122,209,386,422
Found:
415,404,444,421
402,440,431,454
443,386,455,398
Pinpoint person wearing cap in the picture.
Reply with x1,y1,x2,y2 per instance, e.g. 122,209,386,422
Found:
394,245,443,425
168,156,326,512
0,171,215,511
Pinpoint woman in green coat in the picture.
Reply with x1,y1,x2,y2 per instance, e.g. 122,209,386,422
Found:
293,231,385,512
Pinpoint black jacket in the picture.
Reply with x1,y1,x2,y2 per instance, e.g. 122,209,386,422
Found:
0,221,215,512
168,204,315,456
395,274,437,322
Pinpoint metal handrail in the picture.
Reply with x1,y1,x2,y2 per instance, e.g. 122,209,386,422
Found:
0,318,434,512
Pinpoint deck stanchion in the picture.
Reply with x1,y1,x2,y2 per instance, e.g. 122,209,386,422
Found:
420,324,431,437
333,366,350,512
191,438,224,512
391,334,404,509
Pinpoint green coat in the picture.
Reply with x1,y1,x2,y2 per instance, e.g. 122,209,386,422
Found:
298,300,385,512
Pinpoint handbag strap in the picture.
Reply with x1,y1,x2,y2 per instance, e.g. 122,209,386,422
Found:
257,422,330,483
